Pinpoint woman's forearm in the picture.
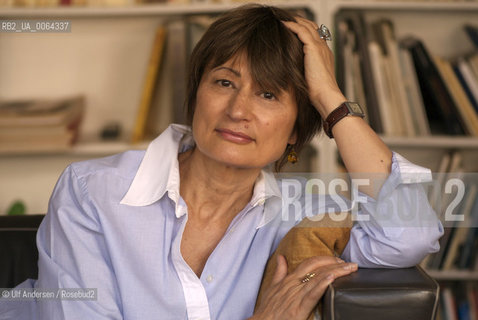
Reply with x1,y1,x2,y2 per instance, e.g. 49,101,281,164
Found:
321,93,393,198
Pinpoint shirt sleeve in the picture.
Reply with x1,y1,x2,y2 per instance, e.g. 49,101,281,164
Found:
35,165,123,319
341,152,444,268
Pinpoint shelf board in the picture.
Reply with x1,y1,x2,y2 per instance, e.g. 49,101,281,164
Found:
426,269,478,281
380,136,478,149
0,1,314,17
71,140,149,155
332,0,478,12
3,136,476,157
0,140,149,157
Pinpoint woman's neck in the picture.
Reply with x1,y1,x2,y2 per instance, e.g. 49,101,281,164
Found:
178,147,261,222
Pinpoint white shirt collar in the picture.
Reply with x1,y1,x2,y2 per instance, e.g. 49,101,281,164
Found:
120,124,282,227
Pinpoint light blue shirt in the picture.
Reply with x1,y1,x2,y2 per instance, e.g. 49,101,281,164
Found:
1,124,443,320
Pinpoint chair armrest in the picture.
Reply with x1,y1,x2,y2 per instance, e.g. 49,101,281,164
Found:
323,266,439,320
0,214,45,288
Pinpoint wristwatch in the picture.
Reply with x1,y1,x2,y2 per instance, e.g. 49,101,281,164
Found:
323,102,365,139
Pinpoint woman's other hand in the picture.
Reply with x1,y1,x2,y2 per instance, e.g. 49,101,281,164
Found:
282,18,347,119
283,16,393,188
251,255,358,320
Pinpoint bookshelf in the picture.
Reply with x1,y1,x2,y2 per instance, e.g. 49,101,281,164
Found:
0,0,322,216
0,1,318,17
325,0,478,171
326,2,478,318
1,1,478,315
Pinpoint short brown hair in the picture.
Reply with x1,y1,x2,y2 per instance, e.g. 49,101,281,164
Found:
185,4,322,171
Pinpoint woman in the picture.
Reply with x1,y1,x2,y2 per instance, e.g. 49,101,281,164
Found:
2,4,442,320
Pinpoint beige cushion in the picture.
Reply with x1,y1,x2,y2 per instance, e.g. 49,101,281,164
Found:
255,213,352,319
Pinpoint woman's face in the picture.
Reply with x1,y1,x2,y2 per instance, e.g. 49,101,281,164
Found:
191,53,298,169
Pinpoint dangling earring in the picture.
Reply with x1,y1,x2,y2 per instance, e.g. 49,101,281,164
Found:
287,145,298,164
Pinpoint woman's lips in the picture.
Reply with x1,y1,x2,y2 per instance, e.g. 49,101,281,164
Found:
216,128,254,144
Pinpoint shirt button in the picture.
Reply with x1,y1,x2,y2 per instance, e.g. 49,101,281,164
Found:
258,199,265,206
206,275,214,283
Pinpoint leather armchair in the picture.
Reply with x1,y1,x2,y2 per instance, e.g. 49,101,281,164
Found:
323,266,439,320
0,214,43,289
0,215,439,319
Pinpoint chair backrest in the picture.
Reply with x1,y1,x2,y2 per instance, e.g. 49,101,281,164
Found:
0,214,45,288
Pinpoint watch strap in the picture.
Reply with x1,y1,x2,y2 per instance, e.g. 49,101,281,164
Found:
323,102,364,139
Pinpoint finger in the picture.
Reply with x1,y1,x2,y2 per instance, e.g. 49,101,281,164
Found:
302,262,358,292
295,18,331,44
300,263,358,309
292,256,343,278
288,17,326,43
282,20,319,44
271,254,289,287
299,272,334,311
294,16,319,32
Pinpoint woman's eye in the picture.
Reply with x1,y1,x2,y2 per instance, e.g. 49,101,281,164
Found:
261,92,276,100
217,79,233,88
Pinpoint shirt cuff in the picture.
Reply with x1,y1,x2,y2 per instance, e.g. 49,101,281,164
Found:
393,152,432,184
365,151,431,203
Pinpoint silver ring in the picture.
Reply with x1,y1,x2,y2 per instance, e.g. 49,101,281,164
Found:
318,24,331,41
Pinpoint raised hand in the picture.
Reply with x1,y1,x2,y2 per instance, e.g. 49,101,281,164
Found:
282,17,347,119
251,255,358,320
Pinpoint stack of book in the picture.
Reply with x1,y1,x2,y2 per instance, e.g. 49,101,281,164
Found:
0,95,85,154
336,13,478,137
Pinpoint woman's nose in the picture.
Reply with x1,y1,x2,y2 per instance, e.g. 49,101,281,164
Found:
226,90,252,121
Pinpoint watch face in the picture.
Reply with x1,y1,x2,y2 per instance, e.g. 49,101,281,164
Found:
347,102,364,116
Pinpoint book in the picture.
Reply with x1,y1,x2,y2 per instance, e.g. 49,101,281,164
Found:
337,20,369,122
336,11,383,134
426,151,463,270
0,95,84,128
428,152,451,210
468,54,478,81
143,18,213,140
442,287,458,320
455,57,478,114
131,25,167,144
469,238,478,271
368,32,397,136
0,132,74,154
433,55,478,136
145,58,173,140
373,19,413,136
456,285,472,320
0,95,85,153
167,19,188,125
339,21,356,102
439,151,464,221
352,52,369,122
401,37,467,136
457,187,478,269
467,285,477,320
464,24,478,49
442,184,477,270
186,15,214,58
398,46,430,136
